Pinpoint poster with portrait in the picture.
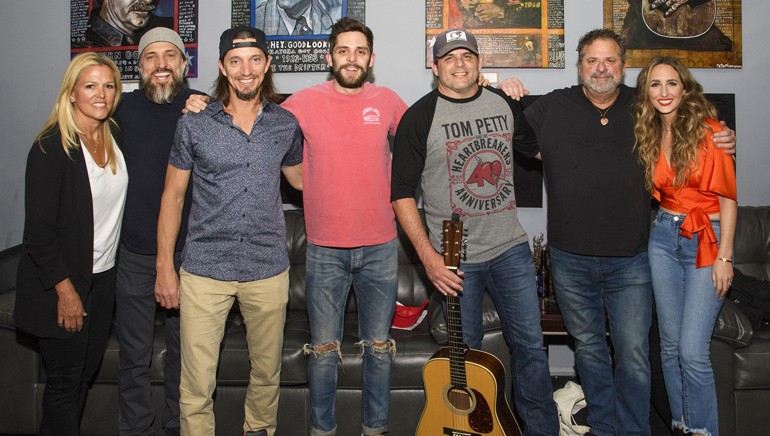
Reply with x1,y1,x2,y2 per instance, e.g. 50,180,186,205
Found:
425,0,565,69
71,0,199,80
231,0,365,73
604,0,742,68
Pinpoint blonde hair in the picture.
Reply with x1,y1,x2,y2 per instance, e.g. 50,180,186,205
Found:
36,52,123,173
633,56,717,191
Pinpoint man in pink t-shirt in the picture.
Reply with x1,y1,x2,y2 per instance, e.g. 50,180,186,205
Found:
184,18,406,435
281,18,407,436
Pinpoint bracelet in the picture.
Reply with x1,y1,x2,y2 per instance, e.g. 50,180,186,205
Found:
718,257,732,263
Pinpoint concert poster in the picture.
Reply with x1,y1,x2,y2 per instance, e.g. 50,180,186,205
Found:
70,0,199,81
604,0,742,68
231,0,366,73
425,0,565,69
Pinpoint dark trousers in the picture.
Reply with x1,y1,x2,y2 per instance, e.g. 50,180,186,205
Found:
115,246,181,436
38,267,117,436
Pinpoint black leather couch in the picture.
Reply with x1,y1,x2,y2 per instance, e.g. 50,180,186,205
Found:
0,209,512,435
650,206,770,436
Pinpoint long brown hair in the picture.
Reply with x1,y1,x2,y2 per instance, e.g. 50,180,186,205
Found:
36,52,122,173
633,56,717,191
211,29,280,105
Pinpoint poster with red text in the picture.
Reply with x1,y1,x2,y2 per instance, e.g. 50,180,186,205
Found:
71,0,199,80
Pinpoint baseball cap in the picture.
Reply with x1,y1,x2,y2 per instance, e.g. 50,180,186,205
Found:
391,300,429,329
219,26,269,60
433,28,479,59
138,27,186,59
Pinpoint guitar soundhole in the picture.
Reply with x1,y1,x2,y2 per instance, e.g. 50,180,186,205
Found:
442,386,494,434
446,386,474,413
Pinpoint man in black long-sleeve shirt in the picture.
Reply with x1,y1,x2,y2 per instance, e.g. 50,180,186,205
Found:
112,27,205,436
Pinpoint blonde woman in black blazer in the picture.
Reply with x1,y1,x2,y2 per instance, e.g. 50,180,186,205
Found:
14,52,127,436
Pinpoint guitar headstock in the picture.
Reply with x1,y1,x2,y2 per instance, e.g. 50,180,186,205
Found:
442,213,463,270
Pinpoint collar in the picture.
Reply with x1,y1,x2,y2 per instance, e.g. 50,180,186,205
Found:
207,97,274,117
437,84,484,104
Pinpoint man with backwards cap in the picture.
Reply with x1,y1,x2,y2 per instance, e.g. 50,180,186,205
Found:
155,26,303,436
391,28,560,435
183,17,407,436
113,27,205,436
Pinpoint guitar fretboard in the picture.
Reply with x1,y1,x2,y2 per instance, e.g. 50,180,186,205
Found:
446,294,467,388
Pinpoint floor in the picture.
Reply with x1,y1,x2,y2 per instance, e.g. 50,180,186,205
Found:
551,375,673,436
2,377,675,436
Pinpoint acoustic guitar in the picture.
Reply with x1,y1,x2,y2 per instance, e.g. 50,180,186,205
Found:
416,214,522,436
643,0,716,39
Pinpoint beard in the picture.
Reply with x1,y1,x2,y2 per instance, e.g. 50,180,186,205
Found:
141,68,184,104
581,72,622,95
332,63,369,89
234,86,259,101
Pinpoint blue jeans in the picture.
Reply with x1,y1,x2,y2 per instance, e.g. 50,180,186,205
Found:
649,211,723,436
549,247,653,436
458,243,559,436
305,239,398,436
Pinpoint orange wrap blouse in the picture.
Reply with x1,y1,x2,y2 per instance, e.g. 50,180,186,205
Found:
651,118,737,268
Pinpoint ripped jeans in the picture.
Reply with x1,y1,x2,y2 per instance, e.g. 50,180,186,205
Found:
649,211,723,436
304,239,398,436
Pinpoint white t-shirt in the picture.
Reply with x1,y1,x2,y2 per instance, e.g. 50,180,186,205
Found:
81,137,128,273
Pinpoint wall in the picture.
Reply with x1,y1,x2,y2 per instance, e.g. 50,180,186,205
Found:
2,1,769,250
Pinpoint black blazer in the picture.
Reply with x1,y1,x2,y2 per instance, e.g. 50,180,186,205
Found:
14,125,118,338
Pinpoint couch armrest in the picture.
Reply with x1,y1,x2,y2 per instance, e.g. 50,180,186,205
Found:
0,245,21,329
713,299,753,348
428,289,502,345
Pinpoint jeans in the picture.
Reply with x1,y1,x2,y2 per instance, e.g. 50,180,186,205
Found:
115,246,181,436
305,239,398,436
38,267,116,436
457,242,559,436
549,247,652,436
649,211,723,436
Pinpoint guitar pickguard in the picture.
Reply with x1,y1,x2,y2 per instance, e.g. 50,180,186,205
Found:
468,388,494,433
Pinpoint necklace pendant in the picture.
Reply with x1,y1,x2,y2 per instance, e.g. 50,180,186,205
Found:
600,117,609,126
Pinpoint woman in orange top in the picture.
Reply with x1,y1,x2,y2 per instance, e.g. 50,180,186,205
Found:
634,56,736,436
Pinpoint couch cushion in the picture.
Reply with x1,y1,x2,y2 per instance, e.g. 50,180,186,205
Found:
734,337,770,389
212,310,441,389
734,206,770,281
428,287,502,345
713,299,753,348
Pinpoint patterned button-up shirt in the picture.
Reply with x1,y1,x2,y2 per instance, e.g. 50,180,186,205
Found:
169,99,303,282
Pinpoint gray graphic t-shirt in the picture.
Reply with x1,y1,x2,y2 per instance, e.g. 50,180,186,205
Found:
420,90,528,263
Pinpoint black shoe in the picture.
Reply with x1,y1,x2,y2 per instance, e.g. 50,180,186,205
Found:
245,431,267,436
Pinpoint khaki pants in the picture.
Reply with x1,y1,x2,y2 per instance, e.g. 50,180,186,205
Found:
178,268,289,436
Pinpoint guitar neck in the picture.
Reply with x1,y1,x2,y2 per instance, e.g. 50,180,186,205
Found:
445,293,468,388
442,213,468,387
